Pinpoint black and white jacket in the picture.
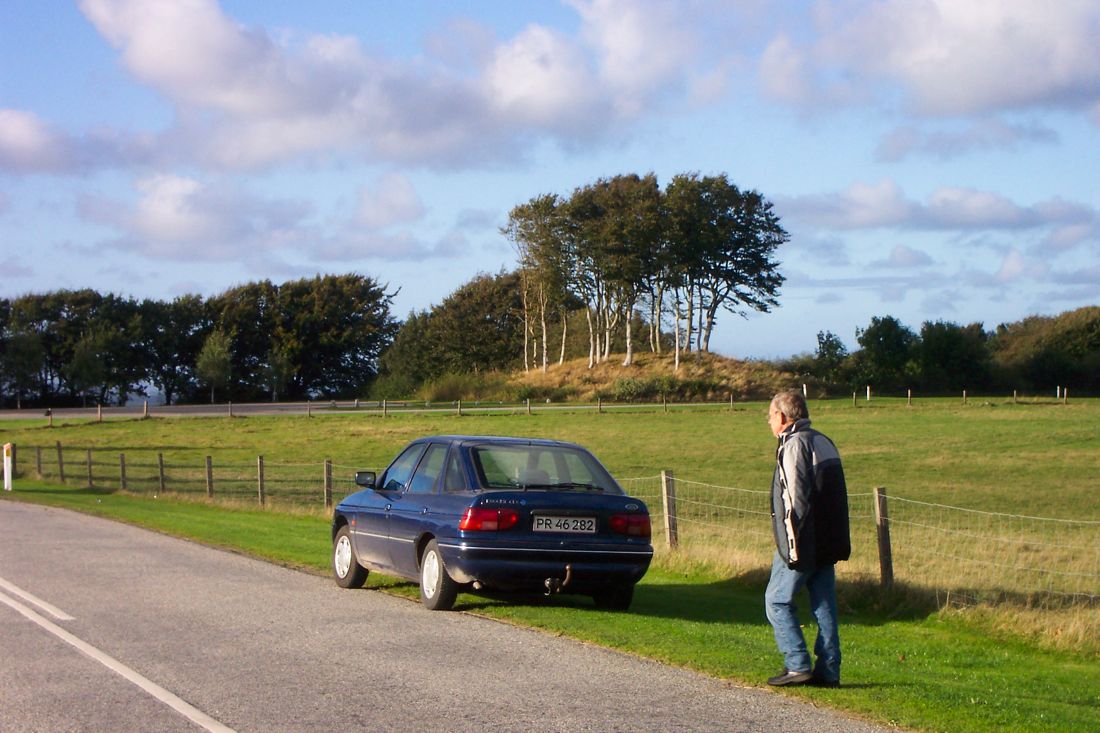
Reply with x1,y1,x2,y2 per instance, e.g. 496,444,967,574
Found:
770,418,851,570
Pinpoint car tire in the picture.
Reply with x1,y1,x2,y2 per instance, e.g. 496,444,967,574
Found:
593,584,634,611
333,525,368,589
419,539,458,611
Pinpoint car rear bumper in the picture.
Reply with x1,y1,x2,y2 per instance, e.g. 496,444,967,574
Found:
437,540,653,591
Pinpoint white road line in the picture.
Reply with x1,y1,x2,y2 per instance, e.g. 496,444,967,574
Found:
0,590,238,733
0,576,76,620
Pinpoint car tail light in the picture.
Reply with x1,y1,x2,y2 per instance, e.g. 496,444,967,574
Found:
459,507,520,531
610,513,651,538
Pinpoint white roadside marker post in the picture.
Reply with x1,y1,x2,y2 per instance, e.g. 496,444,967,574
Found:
3,443,12,491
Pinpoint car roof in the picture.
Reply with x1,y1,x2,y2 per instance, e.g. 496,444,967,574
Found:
413,435,586,450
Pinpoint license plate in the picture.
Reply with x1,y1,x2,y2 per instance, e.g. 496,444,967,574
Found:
533,515,596,533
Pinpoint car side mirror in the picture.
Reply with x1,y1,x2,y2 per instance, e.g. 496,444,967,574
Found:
354,471,376,489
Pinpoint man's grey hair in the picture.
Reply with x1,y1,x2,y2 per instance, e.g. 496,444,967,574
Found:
771,389,809,421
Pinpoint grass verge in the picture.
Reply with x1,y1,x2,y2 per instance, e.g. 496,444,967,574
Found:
3,483,1097,732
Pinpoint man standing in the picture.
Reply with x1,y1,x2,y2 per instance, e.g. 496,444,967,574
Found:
764,389,850,687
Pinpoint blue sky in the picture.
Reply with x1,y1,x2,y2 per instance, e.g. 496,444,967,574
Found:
1,0,1097,358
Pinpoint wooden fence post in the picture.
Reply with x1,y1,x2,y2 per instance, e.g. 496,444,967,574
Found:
324,459,333,509
157,453,166,493
35,446,42,477
205,455,214,498
597,397,603,414
257,456,266,506
86,449,93,488
457,400,463,417
143,400,149,419
661,470,679,549
963,390,968,405
907,388,912,407
307,401,312,418
526,398,531,416
874,487,894,589
97,404,102,423
119,454,127,491
383,399,388,417
56,441,65,483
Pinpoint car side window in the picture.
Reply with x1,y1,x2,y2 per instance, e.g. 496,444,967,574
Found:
442,451,467,493
380,444,426,492
407,444,446,494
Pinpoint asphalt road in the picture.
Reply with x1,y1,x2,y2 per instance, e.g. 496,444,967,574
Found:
0,501,889,732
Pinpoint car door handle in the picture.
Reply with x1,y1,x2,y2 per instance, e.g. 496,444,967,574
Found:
385,504,392,511
421,507,429,515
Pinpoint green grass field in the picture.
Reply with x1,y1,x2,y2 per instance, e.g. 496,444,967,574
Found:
2,397,1098,731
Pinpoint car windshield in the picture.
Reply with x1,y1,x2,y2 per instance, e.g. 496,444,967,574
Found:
471,444,622,494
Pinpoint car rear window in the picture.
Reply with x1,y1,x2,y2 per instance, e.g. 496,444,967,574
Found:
470,444,621,494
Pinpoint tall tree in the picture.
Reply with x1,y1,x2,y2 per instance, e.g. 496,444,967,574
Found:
139,295,211,405
196,329,233,403
379,271,524,389
855,315,919,390
1,330,45,408
918,320,990,391
273,274,398,397
814,330,849,386
503,194,570,372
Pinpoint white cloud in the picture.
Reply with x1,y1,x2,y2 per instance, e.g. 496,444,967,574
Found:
784,181,1098,243
356,172,425,230
780,180,917,229
0,109,68,172
873,244,934,268
80,173,312,260
875,119,1059,161
761,0,1100,118
568,0,696,115
68,0,712,172
486,25,605,131
925,188,1031,228
994,248,1048,283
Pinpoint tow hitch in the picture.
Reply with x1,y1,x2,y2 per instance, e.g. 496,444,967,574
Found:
543,563,573,595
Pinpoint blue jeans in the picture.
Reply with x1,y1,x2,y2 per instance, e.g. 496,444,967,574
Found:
764,551,841,682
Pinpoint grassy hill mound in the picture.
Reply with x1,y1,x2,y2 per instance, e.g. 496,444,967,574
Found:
416,351,798,403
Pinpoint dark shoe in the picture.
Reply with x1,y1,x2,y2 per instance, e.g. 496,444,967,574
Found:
767,668,813,686
810,675,840,688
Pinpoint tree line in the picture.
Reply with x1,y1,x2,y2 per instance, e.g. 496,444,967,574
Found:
0,274,397,407
792,307,1100,395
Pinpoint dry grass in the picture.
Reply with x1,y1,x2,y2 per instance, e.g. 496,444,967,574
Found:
510,351,796,402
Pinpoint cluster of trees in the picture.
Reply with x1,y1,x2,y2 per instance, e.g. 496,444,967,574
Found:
375,272,526,397
793,307,1100,394
502,172,786,371
0,274,397,407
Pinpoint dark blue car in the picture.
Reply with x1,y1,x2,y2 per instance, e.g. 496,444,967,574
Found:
331,435,653,611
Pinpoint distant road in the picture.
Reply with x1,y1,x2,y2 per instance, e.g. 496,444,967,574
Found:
0,502,888,732
0,398,732,422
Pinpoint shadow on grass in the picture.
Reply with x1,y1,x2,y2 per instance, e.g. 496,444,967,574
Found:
8,484,117,497
449,570,946,629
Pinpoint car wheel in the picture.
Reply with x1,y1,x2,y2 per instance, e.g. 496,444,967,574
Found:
593,584,634,611
419,539,458,611
333,525,368,589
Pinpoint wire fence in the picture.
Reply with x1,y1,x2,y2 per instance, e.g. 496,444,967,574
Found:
617,475,1099,608
12,442,1099,608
